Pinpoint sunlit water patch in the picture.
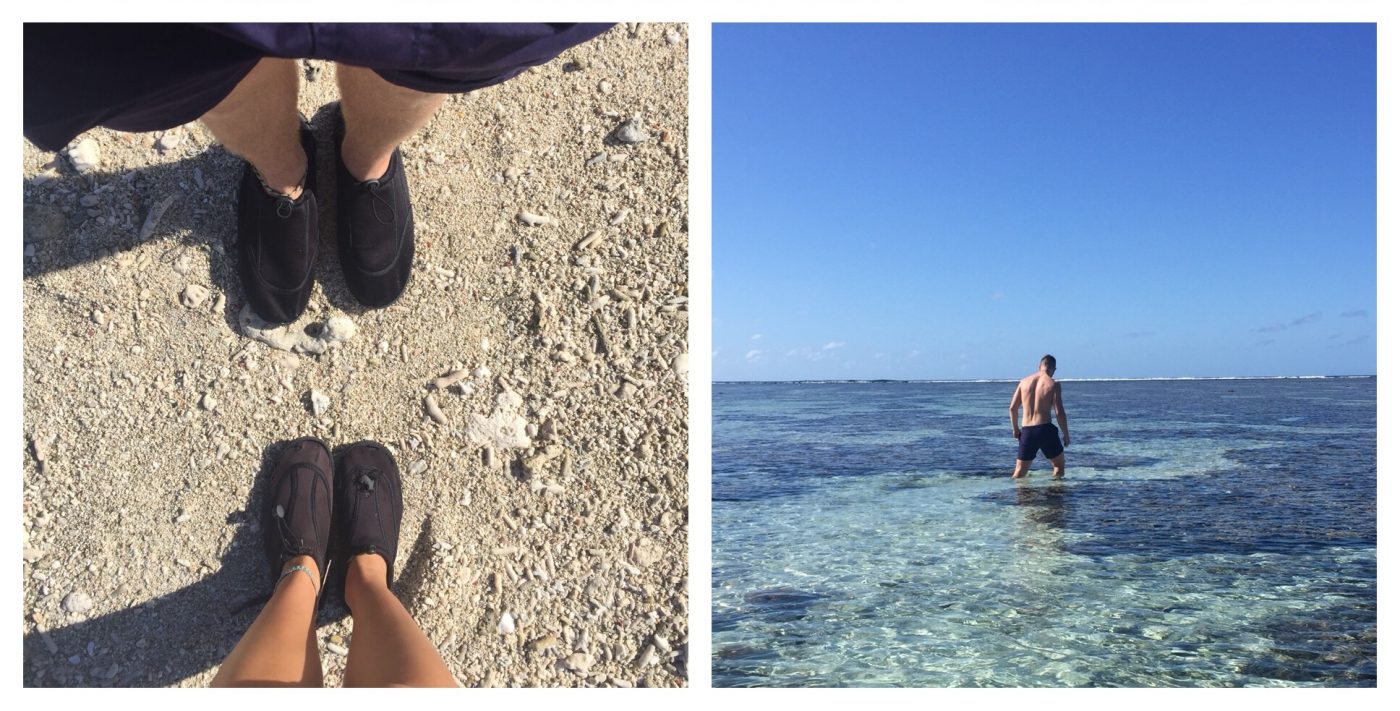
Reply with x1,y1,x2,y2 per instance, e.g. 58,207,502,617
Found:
712,379,1375,687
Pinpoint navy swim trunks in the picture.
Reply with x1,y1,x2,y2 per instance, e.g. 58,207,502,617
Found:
24,23,613,152
1017,423,1064,461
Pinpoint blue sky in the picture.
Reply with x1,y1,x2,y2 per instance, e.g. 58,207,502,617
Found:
713,24,1376,381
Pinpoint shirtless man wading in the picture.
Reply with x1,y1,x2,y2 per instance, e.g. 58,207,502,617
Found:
1009,354,1070,479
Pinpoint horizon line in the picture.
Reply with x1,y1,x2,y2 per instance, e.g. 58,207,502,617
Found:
713,374,1376,384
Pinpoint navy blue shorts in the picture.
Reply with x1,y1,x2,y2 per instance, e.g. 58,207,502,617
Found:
1017,423,1064,461
24,23,613,152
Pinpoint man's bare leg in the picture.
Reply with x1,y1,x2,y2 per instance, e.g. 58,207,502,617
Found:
335,65,446,181
1050,454,1066,479
199,58,306,197
211,555,322,687
342,553,456,687
1012,459,1031,478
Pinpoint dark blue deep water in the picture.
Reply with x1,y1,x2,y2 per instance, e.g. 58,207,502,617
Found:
712,378,1376,687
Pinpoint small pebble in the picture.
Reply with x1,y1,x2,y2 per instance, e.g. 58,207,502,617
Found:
630,538,664,567
498,612,516,634
430,368,469,390
180,284,209,309
563,652,594,673
528,634,558,653
517,212,557,227
611,117,650,144
67,139,101,173
308,389,330,416
425,394,447,425
633,644,658,669
575,230,604,250
62,591,93,615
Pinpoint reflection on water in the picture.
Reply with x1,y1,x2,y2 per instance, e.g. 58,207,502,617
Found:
713,379,1376,687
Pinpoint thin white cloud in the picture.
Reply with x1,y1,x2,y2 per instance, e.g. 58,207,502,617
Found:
751,333,763,340
744,349,763,363
786,344,841,362
1253,311,1324,334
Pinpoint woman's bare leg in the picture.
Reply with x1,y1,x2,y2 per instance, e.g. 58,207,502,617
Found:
335,65,445,181
342,553,455,687
200,57,307,197
211,555,322,687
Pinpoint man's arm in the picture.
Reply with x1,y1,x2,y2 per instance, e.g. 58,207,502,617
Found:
1054,382,1069,446
1009,386,1022,438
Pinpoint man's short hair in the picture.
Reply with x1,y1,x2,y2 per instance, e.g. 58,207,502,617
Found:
1040,354,1057,371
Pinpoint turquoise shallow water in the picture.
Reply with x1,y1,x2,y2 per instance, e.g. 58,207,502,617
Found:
712,378,1376,687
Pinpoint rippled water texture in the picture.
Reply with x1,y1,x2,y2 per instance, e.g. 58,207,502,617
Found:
712,379,1376,687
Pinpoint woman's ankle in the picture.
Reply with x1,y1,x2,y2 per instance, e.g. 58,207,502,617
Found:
344,553,388,610
277,554,320,596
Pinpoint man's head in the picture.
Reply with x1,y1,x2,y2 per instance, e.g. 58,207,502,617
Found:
1040,354,1057,375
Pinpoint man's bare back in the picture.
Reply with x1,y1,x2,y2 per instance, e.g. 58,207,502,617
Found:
1009,355,1069,478
1014,372,1059,426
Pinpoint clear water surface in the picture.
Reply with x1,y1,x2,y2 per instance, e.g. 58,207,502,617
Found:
712,378,1376,687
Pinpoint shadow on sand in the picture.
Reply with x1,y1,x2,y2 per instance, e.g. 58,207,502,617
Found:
22,101,375,337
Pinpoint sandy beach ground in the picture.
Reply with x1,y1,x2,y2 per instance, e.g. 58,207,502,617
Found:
21,23,688,687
